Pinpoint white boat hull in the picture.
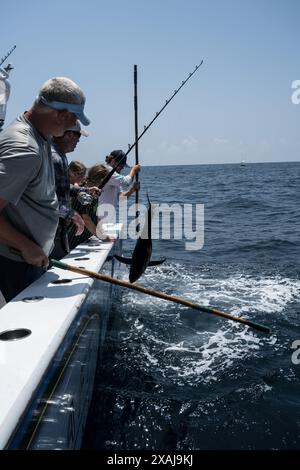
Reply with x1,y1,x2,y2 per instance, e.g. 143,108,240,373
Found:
0,228,122,449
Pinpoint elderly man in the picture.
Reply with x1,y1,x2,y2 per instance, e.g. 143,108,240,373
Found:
0,77,90,302
51,120,88,260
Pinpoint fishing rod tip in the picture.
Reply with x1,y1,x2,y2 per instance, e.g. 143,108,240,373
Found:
250,323,271,334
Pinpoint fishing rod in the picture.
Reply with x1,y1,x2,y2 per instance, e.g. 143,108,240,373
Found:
99,60,204,190
50,258,270,334
0,45,16,68
115,64,166,274
134,64,140,232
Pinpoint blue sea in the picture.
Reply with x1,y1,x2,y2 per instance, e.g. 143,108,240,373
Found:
83,161,300,450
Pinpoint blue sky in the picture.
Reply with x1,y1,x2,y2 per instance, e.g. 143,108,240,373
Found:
1,0,300,166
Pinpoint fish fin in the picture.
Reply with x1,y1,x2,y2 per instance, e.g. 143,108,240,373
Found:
129,271,141,283
148,258,166,267
146,191,151,207
114,255,132,265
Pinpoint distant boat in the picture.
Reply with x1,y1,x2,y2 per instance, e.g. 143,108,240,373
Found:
240,160,246,167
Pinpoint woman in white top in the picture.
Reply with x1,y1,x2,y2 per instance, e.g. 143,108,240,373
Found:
96,150,140,239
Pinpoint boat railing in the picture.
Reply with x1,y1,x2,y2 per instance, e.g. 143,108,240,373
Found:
0,225,122,449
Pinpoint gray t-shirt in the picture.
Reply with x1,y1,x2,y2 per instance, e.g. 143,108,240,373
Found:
0,114,59,261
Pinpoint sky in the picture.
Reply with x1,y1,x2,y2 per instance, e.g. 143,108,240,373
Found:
1,0,300,166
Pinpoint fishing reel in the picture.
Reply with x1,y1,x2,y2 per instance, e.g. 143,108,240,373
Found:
77,191,93,206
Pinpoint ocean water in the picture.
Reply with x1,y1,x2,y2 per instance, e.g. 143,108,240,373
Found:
83,161,300,450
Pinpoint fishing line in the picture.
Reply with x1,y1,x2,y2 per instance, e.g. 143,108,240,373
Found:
0,45,16,68
68,62,204,250
99,61,204,190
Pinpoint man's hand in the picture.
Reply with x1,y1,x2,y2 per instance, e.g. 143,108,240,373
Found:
88,186,101,197
0,199,48,268
71,212,85,236
132,164,141,175
20,243,49,268
132,181,140,192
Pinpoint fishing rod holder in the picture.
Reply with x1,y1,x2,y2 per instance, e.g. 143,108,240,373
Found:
51,279,73,284
22,296,44,302
0,328,32,341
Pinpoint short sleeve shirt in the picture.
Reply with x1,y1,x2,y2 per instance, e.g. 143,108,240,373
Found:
98,164,132,208
0,114,59,260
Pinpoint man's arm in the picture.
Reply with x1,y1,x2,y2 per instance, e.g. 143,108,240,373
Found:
0,198,48,267
82,214,96,236
70,212,85,236
120,181,140,198
128,164,140,180
110,165,141,189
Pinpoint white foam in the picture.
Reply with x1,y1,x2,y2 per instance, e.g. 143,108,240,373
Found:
117,262,299,384
142,263,300,317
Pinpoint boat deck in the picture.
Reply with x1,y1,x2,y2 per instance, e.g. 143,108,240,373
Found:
0,226,122,449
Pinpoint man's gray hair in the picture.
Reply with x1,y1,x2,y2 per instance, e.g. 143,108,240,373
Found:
38,77,86,105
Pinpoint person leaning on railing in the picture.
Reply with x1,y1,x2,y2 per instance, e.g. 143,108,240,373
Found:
50,124,90,260
67,164,108,249
0,77,90,302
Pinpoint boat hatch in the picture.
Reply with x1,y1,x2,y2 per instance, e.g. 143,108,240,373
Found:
51,279,73,284
22,296,44,302
0,328,32,341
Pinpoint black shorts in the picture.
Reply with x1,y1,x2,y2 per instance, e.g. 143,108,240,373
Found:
0,255,45,303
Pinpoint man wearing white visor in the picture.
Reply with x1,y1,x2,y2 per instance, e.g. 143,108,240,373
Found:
0,77,90,302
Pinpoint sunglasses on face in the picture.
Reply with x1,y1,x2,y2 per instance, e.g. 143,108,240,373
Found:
71,131,81,138
64,130,81,139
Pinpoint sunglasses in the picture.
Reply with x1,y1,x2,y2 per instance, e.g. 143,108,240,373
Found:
71,131,81,138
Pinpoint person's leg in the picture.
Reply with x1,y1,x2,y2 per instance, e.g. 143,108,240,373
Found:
50,239,68,260
50,220,70,260
0,255,45,302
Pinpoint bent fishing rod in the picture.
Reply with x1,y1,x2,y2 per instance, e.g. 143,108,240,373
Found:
50,258,270,334
134,64,140,232
0,45,16,68
99,60,204,190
